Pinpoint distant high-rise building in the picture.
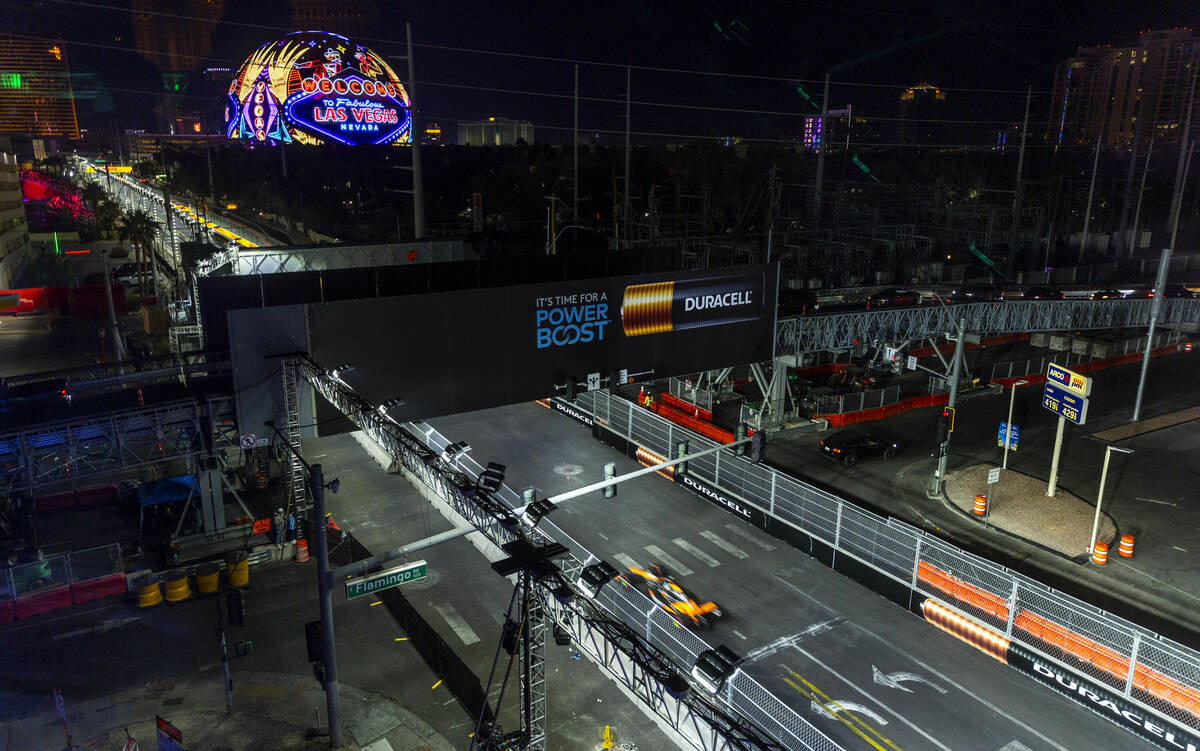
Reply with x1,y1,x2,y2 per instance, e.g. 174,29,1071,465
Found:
0,40,79,140
1048,28,1200,150
423,123,442,144
0,137,31,289
457,118,534,146
803,107,852,151
131,0,225,134
897,83,947,145
131,0,224,73
290,0,379,40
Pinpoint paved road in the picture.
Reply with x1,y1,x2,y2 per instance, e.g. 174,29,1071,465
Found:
430,402,1157,751
766,349,1200,644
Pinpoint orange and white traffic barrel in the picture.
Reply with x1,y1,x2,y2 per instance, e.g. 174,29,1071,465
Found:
1118,534,1135,558
1092,541,1109,565
972,494,988,516
294,538,309,563
1184,342,1193,353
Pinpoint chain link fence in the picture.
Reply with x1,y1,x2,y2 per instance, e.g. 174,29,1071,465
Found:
669,377,714,413
574,389,1200,740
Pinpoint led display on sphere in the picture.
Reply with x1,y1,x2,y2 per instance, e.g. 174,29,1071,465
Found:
226,31,412,147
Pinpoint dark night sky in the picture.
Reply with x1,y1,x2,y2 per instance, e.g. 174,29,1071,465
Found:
8,0,1199,145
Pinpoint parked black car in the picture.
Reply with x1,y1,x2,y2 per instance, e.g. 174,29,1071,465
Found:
867,288,921,308
819,430,901,466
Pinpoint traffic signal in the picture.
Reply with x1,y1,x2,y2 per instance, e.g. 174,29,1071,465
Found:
225,589,245,627
603,462,616,498
304,620,323,664
944,407,956,432
566,376,578,402
935,407,955,444
736,423,747,456
676,441,689,477
749,431,765,463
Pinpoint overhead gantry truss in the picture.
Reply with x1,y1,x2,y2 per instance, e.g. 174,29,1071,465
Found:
0,397,240,495
777,298,1200,354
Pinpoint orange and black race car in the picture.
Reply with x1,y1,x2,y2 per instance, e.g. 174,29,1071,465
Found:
625,564,722,628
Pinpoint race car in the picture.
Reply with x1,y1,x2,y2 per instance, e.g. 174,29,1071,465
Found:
625,564,722,628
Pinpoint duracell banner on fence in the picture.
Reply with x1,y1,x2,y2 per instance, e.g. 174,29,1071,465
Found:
306,265,779,421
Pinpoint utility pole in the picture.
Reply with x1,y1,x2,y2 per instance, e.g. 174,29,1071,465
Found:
205,135,215,202
932,318,966,495
1078,128,1103,263
578,63,583,231
1011,85,1031,261
812,73,831,222
766,165,776,264
1128,139,1154,258
623,66,631,248
310,463,340,747
406,22,426,240
100,249,124,362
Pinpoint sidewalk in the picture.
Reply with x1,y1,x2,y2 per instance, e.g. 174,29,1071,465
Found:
0,670,455,751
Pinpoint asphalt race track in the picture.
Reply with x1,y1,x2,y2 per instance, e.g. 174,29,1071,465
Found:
431,401,1156,751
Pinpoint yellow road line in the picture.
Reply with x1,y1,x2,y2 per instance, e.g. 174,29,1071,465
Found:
431,679,443,690
394,637,408,641
784,674,903,751
369,600,383,606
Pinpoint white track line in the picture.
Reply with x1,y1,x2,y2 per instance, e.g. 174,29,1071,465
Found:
644,544,694,576
723,521,776,550
433,603,481,646
700,530,749,559
672,537,720,567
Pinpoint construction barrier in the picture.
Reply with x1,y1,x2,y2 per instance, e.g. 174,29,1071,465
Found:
973,494,988,516
195,563,220,594
294,538,310,564
226,552,249,587
1092,541,1109,566
642,397,739,443
0,599,13,625
993,343,1182,388
660,391,714,422
70,572,127,605
907,333,1030,359
1184,342,1193,353
920,559,1200,722
14,586,72,620
163,570,192,602
136,576,163,608
1119,534,1135,558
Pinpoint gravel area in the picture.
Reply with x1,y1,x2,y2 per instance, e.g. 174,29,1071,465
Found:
945,464,1116,558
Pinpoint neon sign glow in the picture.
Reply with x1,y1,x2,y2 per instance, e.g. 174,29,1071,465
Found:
226,31,411,147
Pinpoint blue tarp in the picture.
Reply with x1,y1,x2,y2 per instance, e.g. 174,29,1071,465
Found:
139,475,197,506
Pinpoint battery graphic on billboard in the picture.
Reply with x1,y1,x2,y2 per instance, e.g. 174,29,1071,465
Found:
621,272,765,337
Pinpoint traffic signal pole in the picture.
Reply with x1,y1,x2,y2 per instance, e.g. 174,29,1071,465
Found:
933,318,966,496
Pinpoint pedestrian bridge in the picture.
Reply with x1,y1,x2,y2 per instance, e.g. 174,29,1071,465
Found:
776,298,1200,353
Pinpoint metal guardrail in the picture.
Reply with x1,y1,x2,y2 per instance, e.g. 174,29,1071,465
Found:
989,331,1181,381
668,377,714,412
575,389,1200,743
2,542,123,601
778,298,1200,353
0,352,231,394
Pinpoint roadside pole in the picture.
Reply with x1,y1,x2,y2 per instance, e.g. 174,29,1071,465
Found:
1132,247,1171,422
100,249,125,361
933,318,966,495
1046,415,1066,497
311,463,340,748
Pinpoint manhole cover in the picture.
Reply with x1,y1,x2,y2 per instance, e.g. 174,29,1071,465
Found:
554,464,584,477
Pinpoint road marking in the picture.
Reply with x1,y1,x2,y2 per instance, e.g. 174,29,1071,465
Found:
433,604,480,646
998,743,1033,751
51,615,140,641
613,553,642,572
732,630,748,640
596,532,610,541
872,665,947,694
723,522,776,550
672,537,720,567
700,530,749,559
744,619,843,662
1173,546,1189,553
782,673,899,751
644,544,693,576
810,698,890,726
1134,497,1178,507
790,653,950,751
431,679,443,690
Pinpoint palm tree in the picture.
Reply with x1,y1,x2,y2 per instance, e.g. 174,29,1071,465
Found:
80,183,107,232
95,200,122,240
119,208,162,297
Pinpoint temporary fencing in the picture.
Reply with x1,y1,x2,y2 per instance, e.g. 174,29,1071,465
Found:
1,542,126,621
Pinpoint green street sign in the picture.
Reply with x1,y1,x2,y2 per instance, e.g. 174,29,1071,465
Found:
345,560,427,600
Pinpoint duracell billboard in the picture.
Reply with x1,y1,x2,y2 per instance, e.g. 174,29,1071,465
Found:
307,264,779,420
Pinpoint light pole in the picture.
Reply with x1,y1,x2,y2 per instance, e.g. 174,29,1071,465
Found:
1089,446,1133,557
1002,379,1028,470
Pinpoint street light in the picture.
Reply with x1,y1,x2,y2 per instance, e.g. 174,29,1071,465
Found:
1089,445,1134,557
1002,379,1028,470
